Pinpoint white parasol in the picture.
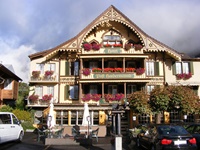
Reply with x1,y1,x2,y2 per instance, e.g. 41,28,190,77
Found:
47,102,56,129
82,103,90,126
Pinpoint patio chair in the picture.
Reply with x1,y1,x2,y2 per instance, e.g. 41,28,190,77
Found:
72,126,80,140
54,128,65,138
36,128,46,142
91,128,99,142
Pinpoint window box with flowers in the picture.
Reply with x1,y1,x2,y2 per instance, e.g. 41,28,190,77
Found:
82,94,101,102
83,43,92,51
124,43,133,50
176,73,192,80
45,70,54,79
104,93,124,102
92,68,102,72
29,94,39,104
32,71,40,78
114,68,123,72
104,44,122,48
82,68,91,76
126,68,135,72
135,68,145,75
104,68,114,72
41,94,52,104
134,44,143,50
92,44,101,50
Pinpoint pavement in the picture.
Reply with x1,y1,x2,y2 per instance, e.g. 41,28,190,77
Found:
23,131,137,150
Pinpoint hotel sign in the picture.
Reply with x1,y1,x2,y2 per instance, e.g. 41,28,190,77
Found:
104,48,122,53
93,73,134,79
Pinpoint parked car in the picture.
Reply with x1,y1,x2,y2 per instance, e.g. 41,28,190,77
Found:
136,124,197,150
186,124,200,149
0,112,24,144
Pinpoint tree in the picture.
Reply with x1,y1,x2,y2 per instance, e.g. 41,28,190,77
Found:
128,91,151,114
16,82,29,110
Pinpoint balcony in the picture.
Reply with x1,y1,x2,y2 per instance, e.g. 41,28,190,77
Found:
27,99,50,106
29,75,58,83
82,47,143,55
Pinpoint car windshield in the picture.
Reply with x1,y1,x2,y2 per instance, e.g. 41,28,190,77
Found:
158,125,188,135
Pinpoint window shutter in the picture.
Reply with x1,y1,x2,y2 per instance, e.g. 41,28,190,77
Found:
154,62,160,76
172,62,176,75
65,85,69,99
65,62,69,75
189,62,194,74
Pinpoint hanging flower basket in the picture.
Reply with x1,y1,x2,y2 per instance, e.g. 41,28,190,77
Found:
83,43,92,51
92,44,101,50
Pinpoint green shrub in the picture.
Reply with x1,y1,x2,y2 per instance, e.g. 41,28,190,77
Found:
0,105,13,112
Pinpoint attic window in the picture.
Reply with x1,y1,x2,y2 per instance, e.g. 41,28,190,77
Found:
103,35,122,46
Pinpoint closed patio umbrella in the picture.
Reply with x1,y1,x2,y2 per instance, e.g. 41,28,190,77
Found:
82,103,90,126
47,102,56,129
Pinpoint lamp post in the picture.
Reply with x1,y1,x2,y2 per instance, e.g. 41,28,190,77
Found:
86,116,90,139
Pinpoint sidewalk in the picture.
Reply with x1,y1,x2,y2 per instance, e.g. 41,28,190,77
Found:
24,131,136,150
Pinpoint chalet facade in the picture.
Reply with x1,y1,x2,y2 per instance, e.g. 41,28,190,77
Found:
0,64,22,107
28,6,200,136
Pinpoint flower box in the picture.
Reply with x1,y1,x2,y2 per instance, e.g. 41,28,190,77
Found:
124,43,133,50
83,43,92,51
45,70,54,76
176,73,192,80
134,44,143,50
135,68,145,75
42,94,52,101
29,94,39,101
32,71,40,78
126,68,135,72
82,94,101,101
92,68,102,72
82,68,91,76
92,44,101,50
104,93,124,102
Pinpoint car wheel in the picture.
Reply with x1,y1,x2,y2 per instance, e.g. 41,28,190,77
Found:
18,132,23,142
136,138,140,147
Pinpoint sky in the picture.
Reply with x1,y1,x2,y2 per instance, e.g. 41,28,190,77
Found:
0,0,200,83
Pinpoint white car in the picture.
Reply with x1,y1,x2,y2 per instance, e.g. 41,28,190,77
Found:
0,112,24,144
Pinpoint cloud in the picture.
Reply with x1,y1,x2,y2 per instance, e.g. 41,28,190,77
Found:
0,0,200,83
0,37,37,83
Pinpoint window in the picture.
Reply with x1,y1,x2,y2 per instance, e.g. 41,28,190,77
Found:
108,85,117,94
69,85,78,99
36,63,44,74
127,62,136,68
147,85,155,94
89,62,98,70
127,85,136,94
47,63,55,72
108,61,117,68
4,79,12,90
12,114,19,124
35,86,43,98
173,62,193,75
146,61,160,76
103,35,122,46
90,85,97,94
47,86,54,97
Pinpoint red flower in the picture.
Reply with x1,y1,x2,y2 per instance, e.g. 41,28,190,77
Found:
45,70,54,76
42,94,52,101
126,68,135,72
135,68,145,75
29,94,39,101
83,43,92,51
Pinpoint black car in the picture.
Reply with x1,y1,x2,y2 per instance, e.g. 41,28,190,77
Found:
136,124,197,150
186,124,200,149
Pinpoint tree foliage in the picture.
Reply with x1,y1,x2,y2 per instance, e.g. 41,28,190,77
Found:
128,91,151,114
149,87,170,114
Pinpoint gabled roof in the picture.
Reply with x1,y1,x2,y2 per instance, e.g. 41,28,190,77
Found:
0,64,22,82
29,5,181,61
